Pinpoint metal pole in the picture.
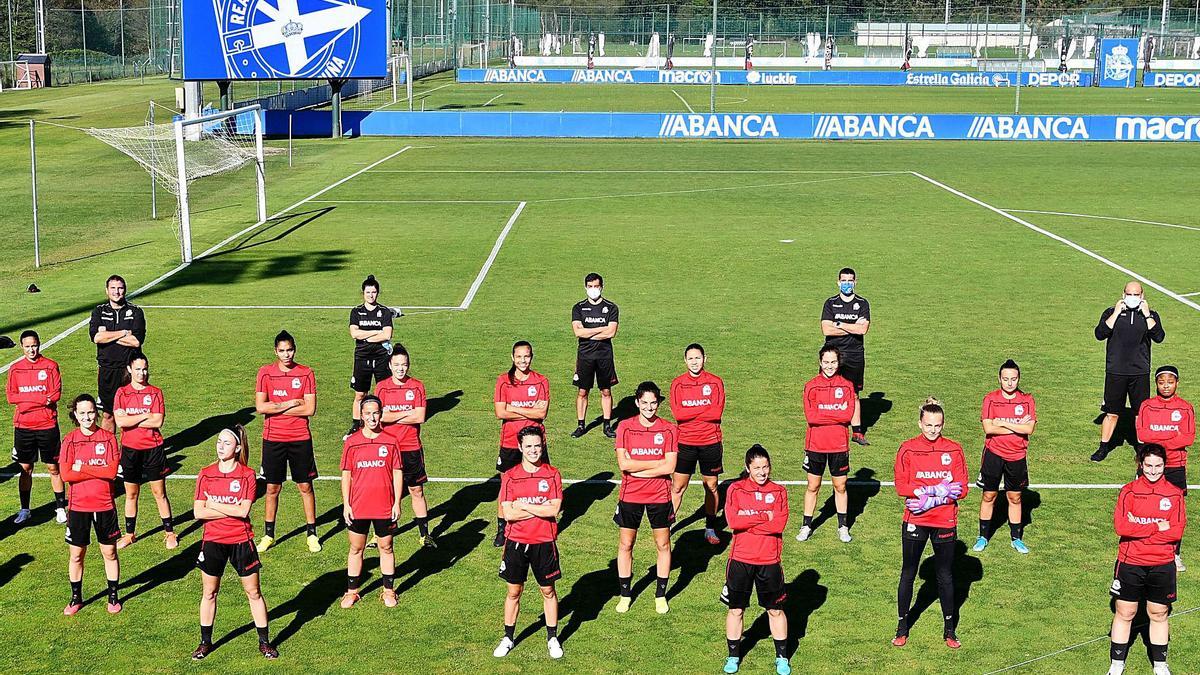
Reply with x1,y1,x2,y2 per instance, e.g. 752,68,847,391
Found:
1015,0,1026,113
1161,0,1169,34
173,120,192,263
288,114,293,168
945,0,950,26
825,4,830,42
36,0,46,54
149,103,157,219
508,0,514,65
120,0,125,71
81,0,89,81
30,120,40,269
253,109,266,223
8,0,15,63
408,0,414,72
710,0,716,113
983,5,990,61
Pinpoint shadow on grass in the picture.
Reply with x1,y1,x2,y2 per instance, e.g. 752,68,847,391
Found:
810,466,883,533
740,568,829,659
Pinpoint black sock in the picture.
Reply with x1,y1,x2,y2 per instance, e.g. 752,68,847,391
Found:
1149,642,1168,663
264,521,276,538
347,575,360,592
803,514,813,528
415,516,429,537
107,578,120,600
705,513,721,530
70,579,83,601
655,576,669,597
896,617,908,636
603,418,612,428
125,516,137,534
546,625,557,640
1111,640,1128,661
497,517,506,534
619,575,632,597
19,487,30,510
54,491,67,508
1098,440,1111,451
852,425,865,435
305,522,317,537
577,419,585,428
256,626,270,644
774,638,788,659
504,624,515,640
200,624,214,644
979,519,992,539
162,516,174,533
836,512,847,528
383,573,395,590
943,616,955,636
1010,521,1025,540
727,638,740,658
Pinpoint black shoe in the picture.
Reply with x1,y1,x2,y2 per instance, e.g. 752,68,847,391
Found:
570,425,587,439
851,432,870,446
344,420,362,440
1091,445,1111,462
493,529,506,548
192,642,214,660
603,424,617,439
259,642,279,659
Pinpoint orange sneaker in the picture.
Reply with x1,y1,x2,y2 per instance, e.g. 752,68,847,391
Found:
380,588,398,608
339,591,360,609
164,532,179,550
115,533,136,550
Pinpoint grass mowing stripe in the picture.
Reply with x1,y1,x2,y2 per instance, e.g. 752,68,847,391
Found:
910,171,1200,313
999,209,1200,233
533,172,900,204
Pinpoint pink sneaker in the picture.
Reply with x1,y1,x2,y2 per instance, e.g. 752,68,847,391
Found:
63,600,83,616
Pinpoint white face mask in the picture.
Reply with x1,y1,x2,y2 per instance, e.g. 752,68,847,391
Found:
586,287,602,301
1124,294,1142,310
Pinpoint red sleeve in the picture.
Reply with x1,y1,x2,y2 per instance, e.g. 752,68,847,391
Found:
1148,496,1187,545
614,424,625,451
152,389,165,415
1027,395,1037,422
340,440,353,471
256,369,268,395
238,470,256,502
1178,405,1196,449
540,378,550,405
494,376,506,404
1135,401,1158,443
48,364,62,404
980,395,992,421
804,382,845,425
703,379,726,422
304,371,316,396
894,446,916,498
5,367,17,404
98,439,121,480
1114,487,1159,538
194,474,205,501
669,379,696,422
952,447,969,501
725,486,767,532
666,425,678,454
751,487,789,535
551,471,563,501
389,442,401,471
59,439,83,483
499,471,512,503
415,382,426,407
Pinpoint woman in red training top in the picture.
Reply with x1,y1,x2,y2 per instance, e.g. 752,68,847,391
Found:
670,343,726,546
6,329,67,525
722,444,791,675
1136,365,1194,572
797,346,856,545
59,394,122,615
893,398,968,650
614,381,678,615
1106,444,1185,675
493,340,550,547
974,359,1037,555
191,425,277,660
339,395,403,609
375,345,435,548
114,352,176,550
493,426,564,661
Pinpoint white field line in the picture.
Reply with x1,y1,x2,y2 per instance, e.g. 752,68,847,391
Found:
535,173,902,205
141,305,459,311
413,82,454,99
309,199,520,204
1001,209,1200,233
1183,291,1200,298
982,604,1200,674
0,146,414,377
912,172,1200,313
671,88,696,113
367,169,898,174
460,202,527,310
482,93,504,107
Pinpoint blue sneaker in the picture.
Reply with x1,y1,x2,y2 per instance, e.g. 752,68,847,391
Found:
723,656,740,673
972,536,988,552
1011,538,1030,554
775,657,792,675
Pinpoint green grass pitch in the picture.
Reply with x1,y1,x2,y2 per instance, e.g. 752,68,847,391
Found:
0,75,1198,673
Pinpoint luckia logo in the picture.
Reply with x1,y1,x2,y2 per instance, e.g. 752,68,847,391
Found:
1105,44,1133,82
218,0,371,78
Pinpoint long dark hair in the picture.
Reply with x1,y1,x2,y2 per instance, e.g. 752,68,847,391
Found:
508,341,533,385
123,351,149,387
1137,443,1168,476
69,393,97,427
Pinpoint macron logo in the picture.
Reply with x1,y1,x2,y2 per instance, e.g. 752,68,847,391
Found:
813,115,933,139
1116,116,1200,141
967,116,1089,140
658,114,778,138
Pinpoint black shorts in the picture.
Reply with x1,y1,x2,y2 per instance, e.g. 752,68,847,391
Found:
96,366,126,413
676,442,724,477
350,356,391,394
721,559,786,610
261,438,318,484
1103,373,1152,414
197,540,262,578
65,509,120,547
496,446,551,473
499,540,562,587
803,450,850,478
574,355,618,391
400,449,428,487
1165,466,1188,494
348,518,398,537
12,427,61,465
839,359,865,392
613,500,674,530
976,448,1029,492
1111,561,1177,605
901,522,957,547
119,445,169,484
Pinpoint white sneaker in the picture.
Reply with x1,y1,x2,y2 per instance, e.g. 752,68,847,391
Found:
493,636,514,658
547,637,563,659
55,508,67,524
13,509,31,525
795,526,812,542
1107,664,1125,675
1152,663,1171,675
1175,555,1186,572
838,526,852,543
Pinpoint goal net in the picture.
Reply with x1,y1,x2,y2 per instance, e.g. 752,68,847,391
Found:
84,104,266,263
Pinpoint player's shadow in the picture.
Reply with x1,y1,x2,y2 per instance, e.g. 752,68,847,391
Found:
221,207,335,253
557,472,616,534
557,559,621,644
137,508,198,540
161,406,257,473
740,568,829,659
905,541,985,631
672,478,733,534
120,540,203,604
425,390,463,421
273,504,343,547
423,479,498,539
983,489,1043,541
1093,409,1140,450
666,528,728,600
268,568,348,646
0,501,56,543
860,391,893,432
0,553,34,588
811,467,883,532
394,518,487,595
585,395,638,433
1110,597,1159,660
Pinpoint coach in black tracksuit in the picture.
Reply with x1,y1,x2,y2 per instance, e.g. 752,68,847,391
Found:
1091,280,1165,462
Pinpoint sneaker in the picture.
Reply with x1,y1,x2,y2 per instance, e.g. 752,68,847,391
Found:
775,657,792,675
191,642,214,660
164,532,179,550
107,599,123,614
419,534,438,549
365,533,378,549
344,420,362,440
972,536,988,552
1091,445,1111,462
795,526,812,542
1152,663,1171,675
493,530,506,548
547,637,564,659
615,597,631,613
891,634,907,647
306,534,322,553
944,632,961,649
256,535,275,553
116,533,136,550
380,588,398,608
603,424,617,439
13,509,31,525
492,636,515,658
1176,555,1186,572
704,528,720,545
570,426,587,439
1107,662,1127,675
851,432,870,446
1011,539,1030,555
259,642,279,659
838,526,852,543
55,508,67,524
339,591,360,609
63,599,83,616
655,597,669,614
723,656,741,673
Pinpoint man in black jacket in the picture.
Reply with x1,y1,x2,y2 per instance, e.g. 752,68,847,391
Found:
1092,281,1165,462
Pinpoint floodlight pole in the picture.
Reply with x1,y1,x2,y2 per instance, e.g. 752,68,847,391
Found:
710,0,716,113
1015,0,1026,114
30,119,40,269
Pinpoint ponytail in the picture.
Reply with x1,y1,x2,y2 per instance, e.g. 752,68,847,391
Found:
221,425,251,465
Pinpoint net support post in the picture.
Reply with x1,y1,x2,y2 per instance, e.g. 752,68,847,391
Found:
29,119,40,269
173,118,193,263
253,107,266,223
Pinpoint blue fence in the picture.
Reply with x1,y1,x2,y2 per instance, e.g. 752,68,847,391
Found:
457,68,1094,87
1143,72,1200,87
267,110,1200,141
